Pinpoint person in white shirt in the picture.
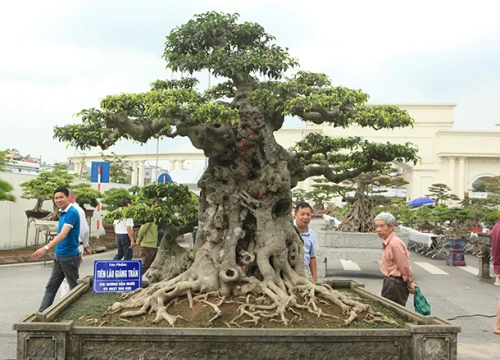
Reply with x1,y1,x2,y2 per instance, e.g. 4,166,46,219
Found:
113,198,136,260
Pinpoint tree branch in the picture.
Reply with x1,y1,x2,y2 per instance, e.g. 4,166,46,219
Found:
104,113,169,143
295,162,373,185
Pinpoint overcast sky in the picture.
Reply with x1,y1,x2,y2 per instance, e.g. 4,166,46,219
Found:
1,0,499,165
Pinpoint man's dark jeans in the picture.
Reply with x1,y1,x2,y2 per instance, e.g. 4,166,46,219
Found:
113,234,133,260
39,255,80,312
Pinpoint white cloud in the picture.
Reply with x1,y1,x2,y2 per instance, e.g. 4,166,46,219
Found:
289,1,500,71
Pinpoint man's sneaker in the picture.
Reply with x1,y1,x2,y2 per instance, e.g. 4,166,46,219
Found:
494,275,500,287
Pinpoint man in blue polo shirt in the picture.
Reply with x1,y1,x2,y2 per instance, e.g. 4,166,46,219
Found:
32,186,81,312
294,202,317,283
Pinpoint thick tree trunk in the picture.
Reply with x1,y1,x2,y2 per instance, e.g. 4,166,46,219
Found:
147,225,194,283
42,202,61,221
33,198,45,212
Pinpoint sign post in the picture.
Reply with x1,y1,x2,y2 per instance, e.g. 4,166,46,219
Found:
157,173,172,183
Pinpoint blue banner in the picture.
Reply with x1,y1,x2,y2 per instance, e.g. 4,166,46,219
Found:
92,260,142,293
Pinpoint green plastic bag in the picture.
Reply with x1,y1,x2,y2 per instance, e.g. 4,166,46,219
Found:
414,287,431,315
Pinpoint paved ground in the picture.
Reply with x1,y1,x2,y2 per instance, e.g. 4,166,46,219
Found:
308,219,500,360
2,220,499,359
0,237,117,265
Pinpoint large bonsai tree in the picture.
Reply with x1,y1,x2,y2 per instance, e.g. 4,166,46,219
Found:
53,12,418,326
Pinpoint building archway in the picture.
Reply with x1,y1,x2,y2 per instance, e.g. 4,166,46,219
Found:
471,174,495,192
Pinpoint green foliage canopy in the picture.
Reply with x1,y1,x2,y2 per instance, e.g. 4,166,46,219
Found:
53,11,419,189
0,179,15,202
0,149,9,171
72,183,101,210
426,183,460,206
0,150,15,202
20,165,76,211
104,183,198,229
100,188,136,212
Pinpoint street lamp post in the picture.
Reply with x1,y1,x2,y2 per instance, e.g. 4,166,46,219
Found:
155,138,159,183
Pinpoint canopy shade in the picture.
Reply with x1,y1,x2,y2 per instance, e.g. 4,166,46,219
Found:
408,197,435,207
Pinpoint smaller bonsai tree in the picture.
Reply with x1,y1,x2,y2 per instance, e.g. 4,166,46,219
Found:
464,203,489,228
447,207,472,231
72,183,101,211
104,182,198,283
100,187,137,212
303,179,333,211
413,206,435,228
377,199,414,226
334,164,408,232
482,209,500,229
426,183,460,206
20,165,76,217
0,179,15,202
291,188,307,204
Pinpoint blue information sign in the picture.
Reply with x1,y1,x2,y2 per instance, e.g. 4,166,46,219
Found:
157,173,172,183
90,161,110,183
93,260,142,293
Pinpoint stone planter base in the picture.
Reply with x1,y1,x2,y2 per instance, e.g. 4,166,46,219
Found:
447,238,468,266
14,278,460,360
25,210,51,219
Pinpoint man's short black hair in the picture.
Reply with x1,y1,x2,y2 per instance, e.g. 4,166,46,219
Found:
295,202,312,213
53,186,69,197
121,198,133,207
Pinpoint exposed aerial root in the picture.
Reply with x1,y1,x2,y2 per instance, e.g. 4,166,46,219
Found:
194,293,225,323
105,269,208,327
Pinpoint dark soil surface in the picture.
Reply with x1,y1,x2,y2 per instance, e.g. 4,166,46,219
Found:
55,288,406,330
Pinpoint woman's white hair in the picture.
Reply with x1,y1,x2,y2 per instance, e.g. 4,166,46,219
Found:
374,212,396,227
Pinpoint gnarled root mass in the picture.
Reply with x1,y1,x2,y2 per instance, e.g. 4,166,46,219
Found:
106,267,396,328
